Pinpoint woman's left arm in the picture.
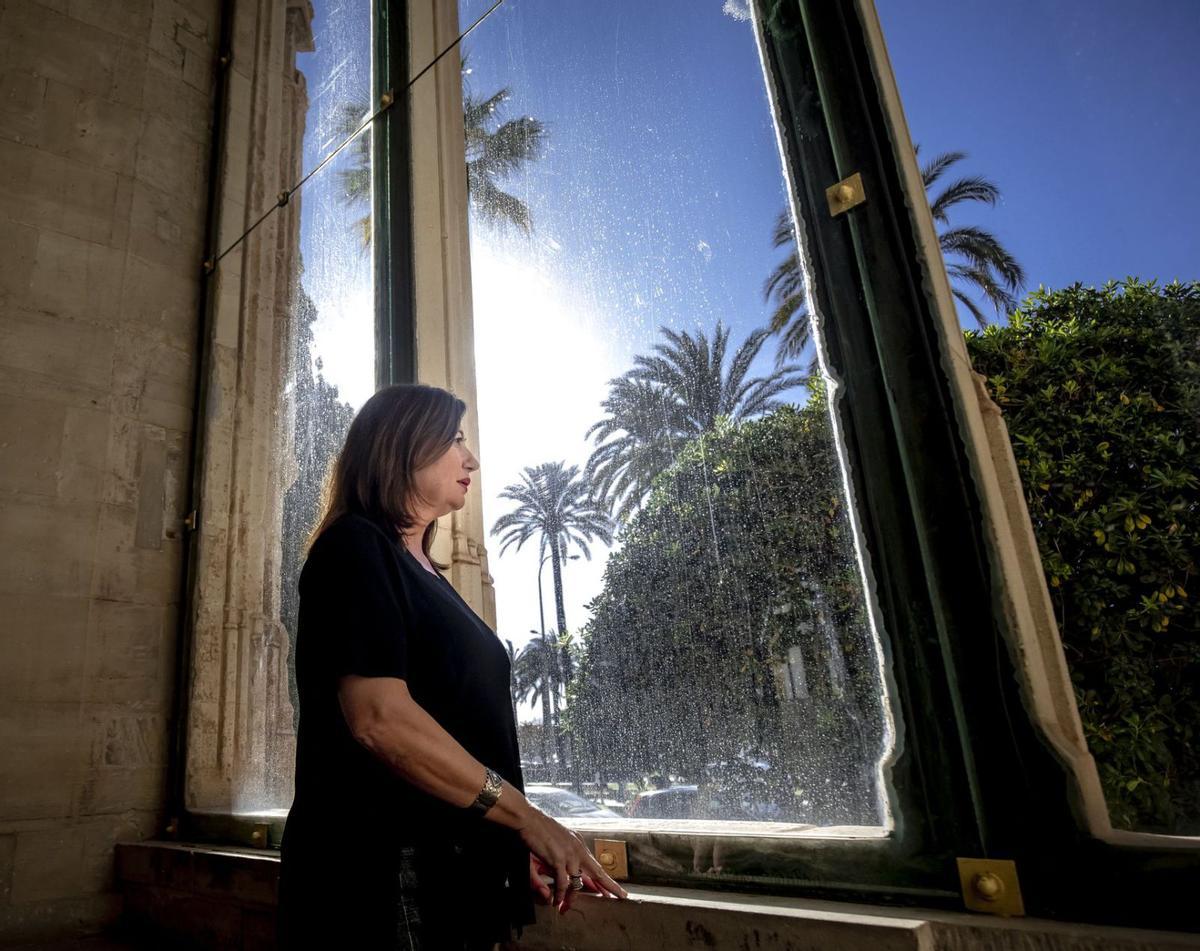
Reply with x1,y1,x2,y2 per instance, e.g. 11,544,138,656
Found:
338,673,628,910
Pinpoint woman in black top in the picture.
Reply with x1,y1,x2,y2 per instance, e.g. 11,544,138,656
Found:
278,384,627,950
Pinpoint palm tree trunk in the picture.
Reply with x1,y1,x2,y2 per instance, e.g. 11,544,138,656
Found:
541,637,562,783
548,537,582,791
538,681,554,780
549,538,569,666
505,639,519,727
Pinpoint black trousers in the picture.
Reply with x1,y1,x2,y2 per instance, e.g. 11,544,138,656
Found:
278,843,500,950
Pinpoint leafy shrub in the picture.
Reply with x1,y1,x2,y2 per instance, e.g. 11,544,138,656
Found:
966,279,1200,833
569,388,887,825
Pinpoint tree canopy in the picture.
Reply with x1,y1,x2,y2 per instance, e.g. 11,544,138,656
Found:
570,388,887,825
967,279,1200,833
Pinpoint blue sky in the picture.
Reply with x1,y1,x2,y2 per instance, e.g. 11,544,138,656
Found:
290,0,1200,391
453,0,809,684
289,0,1199,721
456,0,793,370
877,0,1199,294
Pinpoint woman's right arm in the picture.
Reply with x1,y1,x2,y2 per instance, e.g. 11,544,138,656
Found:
338,674,629,909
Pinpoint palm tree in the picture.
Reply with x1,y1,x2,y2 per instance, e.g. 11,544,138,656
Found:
335,53,547,244
582,377,691,524
761,209,814,373
585,322,807,522
762,148,1025,367
491,463,614,682
333,101,374,249
921,148,1025,326
462,72,547,233
491,463,613,791
513,636,559,773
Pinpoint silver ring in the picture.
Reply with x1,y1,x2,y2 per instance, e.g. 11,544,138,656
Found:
568,874,584,891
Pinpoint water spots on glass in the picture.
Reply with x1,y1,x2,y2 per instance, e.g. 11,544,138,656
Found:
273,0,376,803
454,0,894,834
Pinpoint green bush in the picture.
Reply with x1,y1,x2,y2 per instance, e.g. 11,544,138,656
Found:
569,389,887,825
966,279,1200,833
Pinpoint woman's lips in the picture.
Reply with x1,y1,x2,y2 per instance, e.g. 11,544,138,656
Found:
458,479,470,488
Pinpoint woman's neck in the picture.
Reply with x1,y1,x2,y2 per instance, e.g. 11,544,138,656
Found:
399,523,433,561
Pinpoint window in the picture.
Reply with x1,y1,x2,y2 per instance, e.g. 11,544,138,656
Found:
878,0,1200,840
454,0,894,837
178,0,1199,929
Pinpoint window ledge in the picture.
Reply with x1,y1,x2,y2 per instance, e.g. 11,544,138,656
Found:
115,841,1199,950
540,885,1200,951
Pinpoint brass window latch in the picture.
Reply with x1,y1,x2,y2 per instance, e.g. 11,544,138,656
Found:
957,857,1025,917
826,172,866,217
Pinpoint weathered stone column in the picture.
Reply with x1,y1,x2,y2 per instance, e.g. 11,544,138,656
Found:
185,0,312,814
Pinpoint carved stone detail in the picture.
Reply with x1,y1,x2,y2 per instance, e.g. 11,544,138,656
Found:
185,0,313,813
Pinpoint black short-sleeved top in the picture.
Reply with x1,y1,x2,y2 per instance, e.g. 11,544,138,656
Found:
280,511,534,945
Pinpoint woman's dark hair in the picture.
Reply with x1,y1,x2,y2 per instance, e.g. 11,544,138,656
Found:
308,384,467,568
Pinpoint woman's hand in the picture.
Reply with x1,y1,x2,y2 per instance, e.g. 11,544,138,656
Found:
529,853,554,904
517,810,628,913
529,854,605,906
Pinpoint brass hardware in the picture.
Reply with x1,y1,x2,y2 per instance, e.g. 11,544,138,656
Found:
202,259,214,274
380,90,395,108
826,172,866,217
164,817,179,838
593,838,628,880
277,190,290,207
956,857,1024,917
250,823,270,848
184,510,199,532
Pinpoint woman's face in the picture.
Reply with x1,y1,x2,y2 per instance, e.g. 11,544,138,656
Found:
411,427,479,521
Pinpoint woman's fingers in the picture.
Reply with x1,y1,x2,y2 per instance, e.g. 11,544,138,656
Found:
561,829,621,896
554,858,571,909
558,861,588,915
566,845,626,901
562,839,626,900
528,853,553,903
521,814,630,905
583,853,628,899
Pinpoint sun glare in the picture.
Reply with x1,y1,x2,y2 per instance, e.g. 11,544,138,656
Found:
470,243,624,722
310,283,376,410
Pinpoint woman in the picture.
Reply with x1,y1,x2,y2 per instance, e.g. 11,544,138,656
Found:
278,384,627,950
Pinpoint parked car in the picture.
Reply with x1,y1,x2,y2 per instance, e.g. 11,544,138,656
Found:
524,784,620,819
696,761,788,821
625,762,790,822
625,785,698,819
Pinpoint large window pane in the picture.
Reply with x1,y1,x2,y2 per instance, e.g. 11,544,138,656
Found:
452,0,894,834
878,0,1200,835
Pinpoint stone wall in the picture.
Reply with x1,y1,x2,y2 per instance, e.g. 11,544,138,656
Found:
0,0,218,940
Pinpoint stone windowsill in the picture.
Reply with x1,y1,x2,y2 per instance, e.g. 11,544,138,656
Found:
115,841,1200,950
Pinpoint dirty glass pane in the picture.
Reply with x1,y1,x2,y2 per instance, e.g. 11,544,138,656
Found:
248,0,375,814
878,0,1200,835
449,0,894,837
